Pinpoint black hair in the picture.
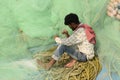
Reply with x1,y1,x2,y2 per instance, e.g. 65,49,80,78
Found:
64,13,80,25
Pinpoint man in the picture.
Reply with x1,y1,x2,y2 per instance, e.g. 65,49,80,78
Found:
37,13,96,70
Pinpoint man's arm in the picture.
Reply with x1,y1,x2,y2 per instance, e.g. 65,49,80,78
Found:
55,28,84,46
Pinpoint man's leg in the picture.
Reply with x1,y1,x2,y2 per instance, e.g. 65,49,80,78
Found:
61,45,78,67
37,44,67,70
44,44,77,69
37,44,83,69
52,45,78,68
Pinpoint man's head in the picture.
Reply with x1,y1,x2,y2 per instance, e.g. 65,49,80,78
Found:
64,13,80,30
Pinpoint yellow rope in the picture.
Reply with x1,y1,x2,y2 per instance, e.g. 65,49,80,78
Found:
34,47,102,80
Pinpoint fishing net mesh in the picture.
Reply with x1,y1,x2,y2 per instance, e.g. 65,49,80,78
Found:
0,0,120,80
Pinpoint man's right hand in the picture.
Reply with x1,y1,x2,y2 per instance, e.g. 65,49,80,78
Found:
62,29,68,35
62,29,69,37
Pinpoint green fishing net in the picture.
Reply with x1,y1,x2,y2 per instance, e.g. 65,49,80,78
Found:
0,0,120,80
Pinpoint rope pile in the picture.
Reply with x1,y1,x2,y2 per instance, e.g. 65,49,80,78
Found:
34,47,102,80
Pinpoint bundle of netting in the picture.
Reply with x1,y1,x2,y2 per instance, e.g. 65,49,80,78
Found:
34,47,102,80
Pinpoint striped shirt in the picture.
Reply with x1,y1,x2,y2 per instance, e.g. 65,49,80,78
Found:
55,27,95,60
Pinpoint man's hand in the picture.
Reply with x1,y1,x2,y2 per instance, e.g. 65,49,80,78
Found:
54,35,59,39
62,29,68,34
62,29,69,38
54,35,62,44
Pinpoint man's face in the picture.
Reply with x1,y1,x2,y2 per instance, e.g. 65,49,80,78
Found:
68,23,75,31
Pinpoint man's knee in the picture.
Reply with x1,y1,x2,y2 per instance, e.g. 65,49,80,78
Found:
57,45,67,50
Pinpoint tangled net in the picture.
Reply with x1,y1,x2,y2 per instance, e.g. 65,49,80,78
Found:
34,47,102,80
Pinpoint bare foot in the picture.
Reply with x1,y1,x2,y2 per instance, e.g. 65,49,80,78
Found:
36,59,56,70
36,59,49,70
64,59,77,68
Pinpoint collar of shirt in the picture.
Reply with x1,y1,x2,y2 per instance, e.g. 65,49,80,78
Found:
74,23,83,32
